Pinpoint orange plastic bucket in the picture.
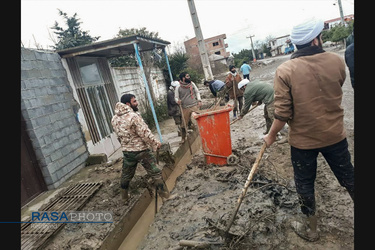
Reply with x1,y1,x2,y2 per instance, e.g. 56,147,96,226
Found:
192,106,233,165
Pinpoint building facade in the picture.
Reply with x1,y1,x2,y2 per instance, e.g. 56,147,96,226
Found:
324,14,354,30
268,35,294,57
184,34,230,65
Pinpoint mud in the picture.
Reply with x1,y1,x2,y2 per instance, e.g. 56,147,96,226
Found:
41,48,354,250
139,48,354,250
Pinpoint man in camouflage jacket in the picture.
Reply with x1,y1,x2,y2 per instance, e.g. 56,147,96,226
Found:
111,93,168,201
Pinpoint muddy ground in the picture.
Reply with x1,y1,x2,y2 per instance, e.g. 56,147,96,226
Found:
139,48,354,250
42,48,354,250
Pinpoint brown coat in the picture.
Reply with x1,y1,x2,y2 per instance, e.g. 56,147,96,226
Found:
274,51,347,149
225,72,243,99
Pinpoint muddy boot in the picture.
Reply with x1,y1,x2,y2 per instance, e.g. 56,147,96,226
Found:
121,189,130,201
187,120,195,130
291,215,319,242
179,128,186,145
177,125,182,136
154,178,170,199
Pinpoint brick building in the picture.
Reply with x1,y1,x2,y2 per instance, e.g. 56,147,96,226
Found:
184,34,230,66
324,14,354,30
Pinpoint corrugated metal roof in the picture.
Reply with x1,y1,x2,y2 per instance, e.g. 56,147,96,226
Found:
56,35,170,58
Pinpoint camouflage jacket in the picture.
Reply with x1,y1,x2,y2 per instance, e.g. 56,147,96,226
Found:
111,102,160,152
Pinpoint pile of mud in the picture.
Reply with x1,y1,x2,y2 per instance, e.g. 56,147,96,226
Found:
138,141,303,250
139,130,354,250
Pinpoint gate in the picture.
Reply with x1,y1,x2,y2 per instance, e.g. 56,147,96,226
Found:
21,114,47,207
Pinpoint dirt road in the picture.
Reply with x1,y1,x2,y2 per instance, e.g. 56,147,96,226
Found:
138,48,354,249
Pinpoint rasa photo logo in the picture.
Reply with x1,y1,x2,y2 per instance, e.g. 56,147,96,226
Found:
31,211,113,224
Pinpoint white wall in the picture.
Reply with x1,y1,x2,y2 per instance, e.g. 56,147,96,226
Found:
111,66,167,113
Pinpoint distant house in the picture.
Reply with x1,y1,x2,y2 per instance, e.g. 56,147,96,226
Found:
324,14,354,30
268,35,294,57
184,34,230,66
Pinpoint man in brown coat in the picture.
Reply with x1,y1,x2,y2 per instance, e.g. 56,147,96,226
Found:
225,65,244,118
264,18,354,242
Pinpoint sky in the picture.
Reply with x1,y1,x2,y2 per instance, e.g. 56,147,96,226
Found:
21,0,354,54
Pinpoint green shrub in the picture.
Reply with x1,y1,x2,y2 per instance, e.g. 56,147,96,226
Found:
141,95,169,129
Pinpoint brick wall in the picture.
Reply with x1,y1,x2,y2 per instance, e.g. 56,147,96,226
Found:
21,48,89,189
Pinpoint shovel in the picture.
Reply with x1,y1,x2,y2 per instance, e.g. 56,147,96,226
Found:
225,141,267,234
156,142,175,164
230,104,259,125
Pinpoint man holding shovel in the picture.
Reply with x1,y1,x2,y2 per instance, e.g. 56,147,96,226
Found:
237,79,287,143
263,17,354,242
111,94,170,202
225,65,244,119
175,72,202,144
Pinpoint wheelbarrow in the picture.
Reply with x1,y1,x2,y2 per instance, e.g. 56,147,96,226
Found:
192,106,239,166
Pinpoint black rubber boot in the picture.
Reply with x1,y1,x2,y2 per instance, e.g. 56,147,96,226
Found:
291,215,319,242
121,189,130,201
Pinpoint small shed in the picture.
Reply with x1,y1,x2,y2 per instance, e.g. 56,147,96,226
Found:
56,35,173,156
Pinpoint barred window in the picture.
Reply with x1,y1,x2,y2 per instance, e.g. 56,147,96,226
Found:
67,57,118,144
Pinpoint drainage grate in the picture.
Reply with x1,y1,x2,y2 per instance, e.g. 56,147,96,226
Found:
21,182,103,250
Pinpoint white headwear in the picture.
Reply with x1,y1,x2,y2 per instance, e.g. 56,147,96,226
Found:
290,17,324,45
238,78,250,89
171,81,180,87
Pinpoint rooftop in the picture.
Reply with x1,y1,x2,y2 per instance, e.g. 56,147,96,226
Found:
56,34,171,58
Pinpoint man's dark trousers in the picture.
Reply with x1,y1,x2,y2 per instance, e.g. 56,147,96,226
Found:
290,138,354,216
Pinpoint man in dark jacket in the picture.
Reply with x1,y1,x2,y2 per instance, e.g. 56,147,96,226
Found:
345,29,354,89
203,79,227,106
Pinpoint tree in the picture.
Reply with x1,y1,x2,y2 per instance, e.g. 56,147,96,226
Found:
322,20,354,44
110,27,163,103
116,27,159,39
158,50,189,82
232,49,255,67
50,9,100,50
109,27,161,67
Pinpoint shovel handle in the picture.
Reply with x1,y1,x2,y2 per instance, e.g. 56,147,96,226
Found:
155,185,159,217
156,149,159,164
229,104,259,125
225,141,267,233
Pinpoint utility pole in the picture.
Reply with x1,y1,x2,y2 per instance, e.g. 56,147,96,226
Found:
246,35,256,62
337,0,345,25
335,0,346,47
187,0,213,81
